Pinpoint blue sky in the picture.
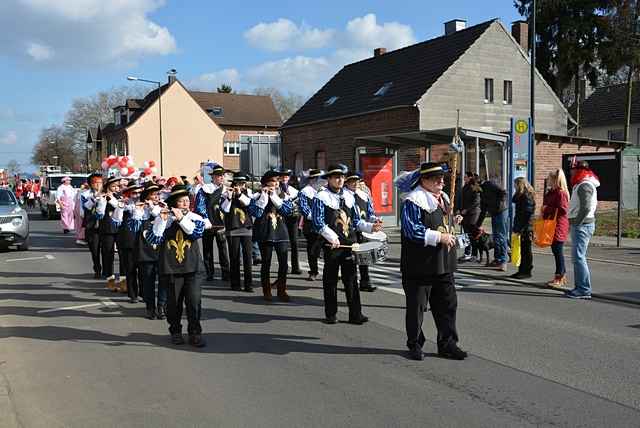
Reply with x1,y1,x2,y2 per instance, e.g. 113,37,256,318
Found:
0,0,522,172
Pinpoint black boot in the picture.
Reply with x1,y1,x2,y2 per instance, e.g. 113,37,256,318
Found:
145,306,156,320
156,304,166,320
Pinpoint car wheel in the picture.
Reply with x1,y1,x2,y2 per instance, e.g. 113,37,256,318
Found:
17,237,29,251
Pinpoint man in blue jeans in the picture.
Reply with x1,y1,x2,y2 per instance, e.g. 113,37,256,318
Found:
477,179,509,271
567,160,600,299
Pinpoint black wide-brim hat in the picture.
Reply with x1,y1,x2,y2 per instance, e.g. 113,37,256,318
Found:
124,179,143,193
345,171,362,182
165,184,190,207
140,183,161,201
87,172,103,184
307,168,323,179
261,169,281,185
278,168,293,176
409,162,449,189
322,164,348,178
207,163,225,175
104,175,121,188
232,172,248,183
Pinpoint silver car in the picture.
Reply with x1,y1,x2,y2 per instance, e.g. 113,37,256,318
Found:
0,188,29,250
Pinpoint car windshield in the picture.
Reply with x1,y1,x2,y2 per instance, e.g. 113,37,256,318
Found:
0,189,18,206
48,176,85,189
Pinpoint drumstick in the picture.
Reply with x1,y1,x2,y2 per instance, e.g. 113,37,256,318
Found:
324,243,361,249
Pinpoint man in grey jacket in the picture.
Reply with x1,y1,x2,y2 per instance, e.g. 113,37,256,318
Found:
566,161,600,299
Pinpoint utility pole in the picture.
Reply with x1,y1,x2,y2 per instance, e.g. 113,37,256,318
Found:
530,0,537,186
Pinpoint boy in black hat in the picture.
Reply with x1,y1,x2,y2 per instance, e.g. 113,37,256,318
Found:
311,165,381,325
146,184,207,347
81,173,104,278
113,180,144,301
221,172,257,292
400,162,467,361
253,169,295,301
278,168,301,275
96,175,123,290
195,162,230,282
298,168,324,281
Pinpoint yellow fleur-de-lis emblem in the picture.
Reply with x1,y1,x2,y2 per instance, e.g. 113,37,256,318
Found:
234,207,246,224
167,229,191,263
335,209,350,237
267,210,279,230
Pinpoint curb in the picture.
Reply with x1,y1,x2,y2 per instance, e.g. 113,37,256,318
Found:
531,250,640,268
458,268,640,307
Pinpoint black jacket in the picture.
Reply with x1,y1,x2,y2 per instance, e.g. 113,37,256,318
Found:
512,192,536,233
478,180,508,225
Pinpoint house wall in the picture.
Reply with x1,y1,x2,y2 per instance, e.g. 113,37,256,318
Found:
126,82,224,177
419,21,568,136
580,124,640,147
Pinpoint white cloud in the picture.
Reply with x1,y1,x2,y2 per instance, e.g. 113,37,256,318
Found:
187,69,241,91
343,14,415,51
0,0,176,66
245,56,332,95
0,130,17,145
244,18,334,52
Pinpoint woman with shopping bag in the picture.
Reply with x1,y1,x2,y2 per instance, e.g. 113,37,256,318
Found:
541,169,570,288
511,177,536,279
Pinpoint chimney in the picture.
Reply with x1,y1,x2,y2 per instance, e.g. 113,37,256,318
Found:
511,21,529,52
167,68,177,84
444,19,466,36
374,47,387,57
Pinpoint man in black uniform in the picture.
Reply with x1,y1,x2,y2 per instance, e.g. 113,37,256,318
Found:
81,173,104,279
298,169,324,281
195,163,230,282
278,168,301,275
96,176,122,291
113,180,144,301
400,162,467,361
312,165,382,324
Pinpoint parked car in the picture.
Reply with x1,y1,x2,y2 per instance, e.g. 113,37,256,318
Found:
40,173,86,219
0,188,29,250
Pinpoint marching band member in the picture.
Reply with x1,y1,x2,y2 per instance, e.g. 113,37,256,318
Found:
312,165,382,325
221,172,256,292
81,173,104,278
114,180,144,302
133,182,167,320
96,176,122,291
298,169,324,281
253,169,294,302
399,162,467,361
195,163,230,282
146,184,207,347
344,172,377,293
278,168,301,275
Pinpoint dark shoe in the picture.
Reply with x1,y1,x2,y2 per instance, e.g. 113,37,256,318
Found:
206,274,214,282
253,258,261,266
243,285,254,293
276,279,290,302
129,297,138,304
188,334,206,348
156,305,166,320
510,272,532,279
262,282,272,301
306,273,318,281
323,316,337,324
231,285,242,291
565,289,592,300
145,307,156,320
171,333,185,345
438,344,468,360
93,272,101,279
408,347,424,361
63,229,69,234
487,260,502,267
359,285,377,292
221,272,230,281
348,314,369,325
290,268,302,275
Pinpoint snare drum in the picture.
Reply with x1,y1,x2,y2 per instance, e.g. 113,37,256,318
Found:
352,241,387,266
361,230,389,255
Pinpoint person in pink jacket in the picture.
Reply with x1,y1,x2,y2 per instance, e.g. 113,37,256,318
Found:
542,169,570,288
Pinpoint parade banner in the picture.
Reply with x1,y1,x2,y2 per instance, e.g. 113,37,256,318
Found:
360,154,394,215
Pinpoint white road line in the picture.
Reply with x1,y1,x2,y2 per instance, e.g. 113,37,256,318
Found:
377,286,405,296
37,298,118,313
4,254,55,263
100,298,118,307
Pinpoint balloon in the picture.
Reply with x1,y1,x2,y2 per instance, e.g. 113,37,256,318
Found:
118,159,128,168
127,158,134,167
151,167,158,174
148,160,156,168
143,161,149,168
101,161,109,170
143,168,152,175
120,167,128,176
121,156,129,165
106,156,117,166
127,166,135,175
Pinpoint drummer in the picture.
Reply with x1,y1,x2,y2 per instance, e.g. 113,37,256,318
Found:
311,164,382,325
344,171,378,292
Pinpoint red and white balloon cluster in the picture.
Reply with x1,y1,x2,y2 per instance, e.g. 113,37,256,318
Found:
141,160,158,176
101,155,136,176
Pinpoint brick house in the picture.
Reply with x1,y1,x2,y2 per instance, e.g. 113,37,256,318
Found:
281,18,625,218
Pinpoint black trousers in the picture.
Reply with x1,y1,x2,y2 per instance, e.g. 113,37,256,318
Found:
322,247,361,320
355,265,371,288
140,262,166,308
119,247,139,298
517,231,533,274
227,235,253,288
164,272,202,335
303,230,319,275
86,229,101,275
202,229,230,278
402,273,459,351
286,217,300,272
100,233,117,278
259,241,288,284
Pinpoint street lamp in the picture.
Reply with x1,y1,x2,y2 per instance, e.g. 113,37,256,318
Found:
127,75,164,176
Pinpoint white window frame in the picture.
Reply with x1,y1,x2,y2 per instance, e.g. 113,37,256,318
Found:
484,78,494,104
503,80,513,105
224,140,240,156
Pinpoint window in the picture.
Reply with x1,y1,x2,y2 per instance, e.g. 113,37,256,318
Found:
315,151,326,169
484,78,494,103
503,80,513,105
324,96,339,107
224,140,240,155
607,129,624,141
374,82,393,97
294,153,303,174
207,107,224,117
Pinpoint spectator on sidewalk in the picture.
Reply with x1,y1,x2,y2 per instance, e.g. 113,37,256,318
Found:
543,169,570,288
477,178,509,271
458,172,482,262
566,160,600,299
511,177,536,279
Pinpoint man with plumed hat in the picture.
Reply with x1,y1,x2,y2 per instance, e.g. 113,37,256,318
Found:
312,165,381,325
399,162,467,361
81,172,104,278
145,184,207,347
195,162,231,282
298,168,324,281
278,168,302,275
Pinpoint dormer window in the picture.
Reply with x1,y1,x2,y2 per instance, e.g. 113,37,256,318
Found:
324,96,339,107
374,82,393,97
207,107,224,117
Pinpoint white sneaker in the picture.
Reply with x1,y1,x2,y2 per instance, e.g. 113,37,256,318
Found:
76,239,87,246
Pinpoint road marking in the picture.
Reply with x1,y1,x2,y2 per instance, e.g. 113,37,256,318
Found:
4,254,55,263
38,298,118,313
377,286,405,296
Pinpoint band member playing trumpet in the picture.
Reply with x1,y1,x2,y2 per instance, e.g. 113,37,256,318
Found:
312,165,382,325
253,169,294,301
221,172,256,292
96,176,122,290
298,169,324,281
81,173,104,278
146,184,207,347
399,162,467,361
278,168,301,275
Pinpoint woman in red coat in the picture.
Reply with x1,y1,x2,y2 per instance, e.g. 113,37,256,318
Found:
542,169,570,287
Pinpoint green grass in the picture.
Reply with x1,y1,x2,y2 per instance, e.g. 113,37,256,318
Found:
595,210,640,239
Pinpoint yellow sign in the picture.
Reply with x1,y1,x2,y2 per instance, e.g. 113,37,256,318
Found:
515,119,528,134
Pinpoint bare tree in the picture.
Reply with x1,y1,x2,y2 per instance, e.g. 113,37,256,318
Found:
252,87,306,122
31,126,80,171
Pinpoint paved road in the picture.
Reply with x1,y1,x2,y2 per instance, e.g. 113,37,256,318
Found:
1,214,639,427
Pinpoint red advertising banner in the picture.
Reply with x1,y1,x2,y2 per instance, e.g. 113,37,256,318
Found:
360,155,394,214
